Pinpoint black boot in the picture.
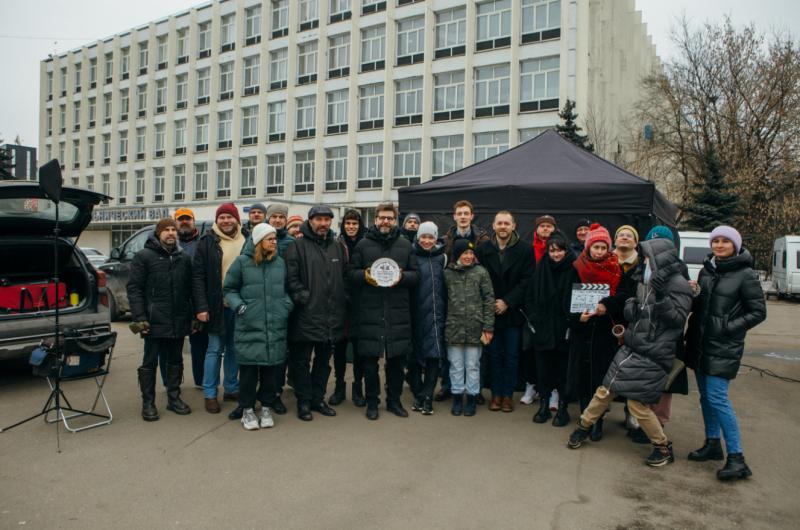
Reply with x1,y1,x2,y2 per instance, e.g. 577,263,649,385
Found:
688,438,724,462
451,393,463,416
165,364,191,415
366,399,379,420
328,381,346,406
533,397,552,423
589,417,604,441
463,394,477,417
552,400,571,427
352,382,366,407
138,367,159,421
717,453,752,481
311,400,337,417
422,397,434,416
567,420,591,449
387,400,409,418
272,395,287,415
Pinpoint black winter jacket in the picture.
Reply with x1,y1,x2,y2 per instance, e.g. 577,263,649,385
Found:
685,249,766,380
348,227,419,358
525,252,575,353
285,221,348,343
191,231,227,334
411,242,447,361
127,236,193,339
475,233,534,328
603,239,694,404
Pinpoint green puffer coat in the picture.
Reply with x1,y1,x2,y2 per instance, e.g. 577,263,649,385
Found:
223,251,294,366
443,262,495,346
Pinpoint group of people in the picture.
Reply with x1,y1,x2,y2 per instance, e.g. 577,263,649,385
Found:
127,199,766,482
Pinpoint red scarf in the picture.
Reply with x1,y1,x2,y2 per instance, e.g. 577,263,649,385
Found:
573,251,621,295
533,233,547,264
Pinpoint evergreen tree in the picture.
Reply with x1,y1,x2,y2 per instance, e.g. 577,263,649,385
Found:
556,99,594,152
0,142,13,180
683,147,739,231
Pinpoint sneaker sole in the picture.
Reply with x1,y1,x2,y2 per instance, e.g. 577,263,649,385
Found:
242,423,260,431
260,422,274,428
567,441,583,449
646,457,675,467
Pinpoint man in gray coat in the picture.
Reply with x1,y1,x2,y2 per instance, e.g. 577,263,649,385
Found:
567,238,693,467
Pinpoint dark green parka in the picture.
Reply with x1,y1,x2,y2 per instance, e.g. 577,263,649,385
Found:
443,262,495,346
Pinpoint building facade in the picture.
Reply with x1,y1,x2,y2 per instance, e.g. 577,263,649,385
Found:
1,144,37,181
39,0,658,252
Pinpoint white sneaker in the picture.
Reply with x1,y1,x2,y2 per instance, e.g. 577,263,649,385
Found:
241,408,259,430
259,407,274,428
520,383,537,405
549,390,559,411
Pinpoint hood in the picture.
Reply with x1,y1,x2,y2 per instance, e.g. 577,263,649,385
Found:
0,182,109,238
640,238,680,276
340,209,366,236
366,225,400,246
491,230,520,249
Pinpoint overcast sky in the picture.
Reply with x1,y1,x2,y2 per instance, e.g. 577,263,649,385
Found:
1,0,798,149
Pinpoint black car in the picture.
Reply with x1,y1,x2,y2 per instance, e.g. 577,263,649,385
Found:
0,183,112,360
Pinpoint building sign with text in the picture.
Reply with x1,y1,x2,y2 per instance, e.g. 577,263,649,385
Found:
92,207,170,223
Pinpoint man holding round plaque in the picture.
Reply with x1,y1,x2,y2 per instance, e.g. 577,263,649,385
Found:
348,202,419,420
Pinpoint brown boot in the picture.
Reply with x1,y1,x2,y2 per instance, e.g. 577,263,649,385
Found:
205,397,221,413
489,396,502,411
501,397,514,413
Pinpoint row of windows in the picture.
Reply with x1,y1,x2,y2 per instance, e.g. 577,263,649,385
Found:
45,57,560,138
45,0,561,99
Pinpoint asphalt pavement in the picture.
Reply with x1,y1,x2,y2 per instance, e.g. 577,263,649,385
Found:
1,300,799,529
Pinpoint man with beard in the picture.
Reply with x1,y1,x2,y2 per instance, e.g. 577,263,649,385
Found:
349,202,419,420
570,219,592,257
400,212,421,241
266,204,295,256
285,206,347,421
242,203,267,237
330,209,367,406
192,203,246,415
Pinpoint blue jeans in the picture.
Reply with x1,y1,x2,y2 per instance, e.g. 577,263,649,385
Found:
448,345,481,395
487,326,521,398
696,371,742,454
202,308,239,399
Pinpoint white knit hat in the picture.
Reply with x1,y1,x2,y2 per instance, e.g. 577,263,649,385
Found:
252,222,277,246
417,221,439,239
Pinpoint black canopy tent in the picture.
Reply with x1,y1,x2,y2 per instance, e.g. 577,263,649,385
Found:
398,130,678,242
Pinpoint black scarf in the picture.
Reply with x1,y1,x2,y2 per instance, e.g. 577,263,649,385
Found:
530,251,576,350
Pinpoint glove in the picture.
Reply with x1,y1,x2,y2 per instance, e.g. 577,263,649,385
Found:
129,321,150,335
364,268,379,287
237,304,247,316
191,319,204,333
650,273,667,299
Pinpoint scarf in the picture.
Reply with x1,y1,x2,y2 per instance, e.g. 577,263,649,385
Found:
573,250,621,295
213,223,245,285
533,233,548,264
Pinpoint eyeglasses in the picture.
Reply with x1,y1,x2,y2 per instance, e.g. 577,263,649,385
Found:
377,215,396,221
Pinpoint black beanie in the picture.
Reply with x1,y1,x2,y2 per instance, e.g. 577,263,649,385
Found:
453,239,475,263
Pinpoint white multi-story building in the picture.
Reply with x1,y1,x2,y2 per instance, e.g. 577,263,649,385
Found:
39,0,658,251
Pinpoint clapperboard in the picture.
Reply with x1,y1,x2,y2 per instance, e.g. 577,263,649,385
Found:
570,283,611,313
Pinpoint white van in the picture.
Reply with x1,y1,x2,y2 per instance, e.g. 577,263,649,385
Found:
772,236,800,298
678,231,711,281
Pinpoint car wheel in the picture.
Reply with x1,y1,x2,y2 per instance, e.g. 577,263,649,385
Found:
108,291,119,321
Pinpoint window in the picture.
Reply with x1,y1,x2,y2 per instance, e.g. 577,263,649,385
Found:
269,49,288,90
361,25,385,71
73,101,81,130
359,83,383,130
218,110,233,148
157,36,168,68
474,64,510,117
120,88,129,120
245,5,262,45
118,130,128,161
325,146,347,191
219,62,234,100
135,127,146,160
60,67,67,95
138,42,148,74
89,58,97,86
174,119,187,154
432,135,464,178
519,127,549,143
240,157,257,197
198,22,211,57
396,17,424,65
326,90,348,134
266,154,284,194
59,105,66,132
155,79,167,113
521,0,561,43
58,142,65,165
243,55,260,95
299,0,319,31
393,139,421,187
176,29,189,62
394,77,423,126
435,7,467,58
121,47,130,78
46,109,52,136
241,106,258,144
272,0,289,38
433,71,465,121
153,167,165,202
330,0,352,23
268,101,286,142
297,41,318,84
88,97,96,127
221,14,236,52
72,140,80,168
357,143,383,189
362,0,386,16
176,74,188,108
173,164,186,200
87,137,95,166
135,170,146,203
295,95,316,138
520,56,560,111
136,84,147,117
117,172,127,204
294,150,315,193
154,123,166,157
216,160,232,198
328,34,350,78
86,175,94,191
74,63,82,90
195,115,209,151
474,131,508,162
103,93,112,124
104,53,113,82
476,0,512,50
197,68,210,104
46,71,53,99
194,162,208,199
102,133,111,163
